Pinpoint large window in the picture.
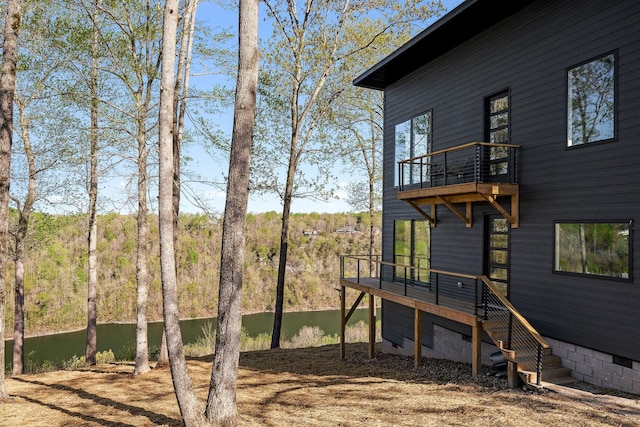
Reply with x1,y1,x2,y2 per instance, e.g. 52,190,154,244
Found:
394,220,430,283
554,221,631,280
394,111,432,186
567,53,615,146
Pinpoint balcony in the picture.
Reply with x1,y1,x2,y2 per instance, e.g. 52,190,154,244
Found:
397,142,520,227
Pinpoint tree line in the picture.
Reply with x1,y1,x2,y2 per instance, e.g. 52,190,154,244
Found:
2,210,380,336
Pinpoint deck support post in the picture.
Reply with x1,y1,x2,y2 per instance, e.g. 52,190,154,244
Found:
507,361,519,388
471,319,482,376
502,349,519,388
340,285,346,360
414,308,422,368
368,294,375,359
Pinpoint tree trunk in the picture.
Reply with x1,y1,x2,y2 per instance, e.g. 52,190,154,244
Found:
158,0,204,424
0,0,23,397
271,188,292,349
271,133,298,349
12,103,36,376
156,330,170,368
85,0,100,367
157,0,199,372
134,116,150,375
205,0,259,423
13,256,25,375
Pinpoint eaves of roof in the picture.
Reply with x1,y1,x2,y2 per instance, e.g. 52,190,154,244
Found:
353,0,536,90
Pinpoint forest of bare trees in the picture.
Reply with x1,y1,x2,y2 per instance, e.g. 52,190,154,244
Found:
0,0,447,423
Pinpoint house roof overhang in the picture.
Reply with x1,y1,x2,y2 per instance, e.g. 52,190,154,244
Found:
353,0,536,91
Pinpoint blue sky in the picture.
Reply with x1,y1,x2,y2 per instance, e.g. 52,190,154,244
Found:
181,0,465,215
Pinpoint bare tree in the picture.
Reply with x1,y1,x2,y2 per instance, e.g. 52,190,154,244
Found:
84,0,101,367
158,0,258,423
156,0,200,371
257,0,443,348
338,89,384,270
91,0,164,375
205,0,259,423
10,98,37,375
9,1,77,375
0,0,24,396
158,0,204,424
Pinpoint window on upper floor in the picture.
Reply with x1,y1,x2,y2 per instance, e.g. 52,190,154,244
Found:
554,221,631,280
486,91,510,177
567,53,615,147
394,111,432,186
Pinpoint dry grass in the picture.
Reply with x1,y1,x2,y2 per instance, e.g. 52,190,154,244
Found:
1,343,639,426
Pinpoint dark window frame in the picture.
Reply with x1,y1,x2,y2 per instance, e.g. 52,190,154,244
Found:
484,89,512,180
484,89,511,144
552,219,633,282
566,51,617,149
393,110,433,187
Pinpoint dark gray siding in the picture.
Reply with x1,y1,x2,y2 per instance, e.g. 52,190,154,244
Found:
381,0,640,361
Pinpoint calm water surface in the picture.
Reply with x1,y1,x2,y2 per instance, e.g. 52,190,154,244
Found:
4,309,377,370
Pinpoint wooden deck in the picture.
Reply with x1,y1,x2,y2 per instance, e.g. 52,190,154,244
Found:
340,276,478,325
339,276,483,375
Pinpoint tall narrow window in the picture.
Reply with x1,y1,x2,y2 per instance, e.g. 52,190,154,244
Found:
567,53,615,146
394,111,432,186
486,216,510,297
485,92,510,178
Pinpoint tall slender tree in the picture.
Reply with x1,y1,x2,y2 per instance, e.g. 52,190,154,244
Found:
0,0,24,396
206,0,259,423
338,89,384,271
89,0,164,375
84,0,101,367
158,0,204,424
256,0,443,348
10,1,74,375
156,0,200,371
158,0,259,423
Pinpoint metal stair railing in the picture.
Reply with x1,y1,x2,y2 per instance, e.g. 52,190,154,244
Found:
480,276,550,386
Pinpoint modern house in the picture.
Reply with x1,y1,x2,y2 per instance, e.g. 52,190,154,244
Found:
339,0,640,395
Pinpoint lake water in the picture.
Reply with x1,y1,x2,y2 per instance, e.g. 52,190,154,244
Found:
4,308,377,370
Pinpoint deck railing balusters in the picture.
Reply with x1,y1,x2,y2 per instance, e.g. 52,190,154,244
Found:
398,142,519,190
536,344,543,386
339,256,550,388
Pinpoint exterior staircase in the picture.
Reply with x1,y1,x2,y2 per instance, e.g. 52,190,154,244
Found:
479,277,576,389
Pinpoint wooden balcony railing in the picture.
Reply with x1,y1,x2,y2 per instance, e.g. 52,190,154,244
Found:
397,142,520,191
395,142,521,228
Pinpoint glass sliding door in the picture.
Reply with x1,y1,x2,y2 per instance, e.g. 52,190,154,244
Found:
394,220,430,285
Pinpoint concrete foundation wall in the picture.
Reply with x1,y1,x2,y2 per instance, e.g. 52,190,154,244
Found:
381,324,498,366
546,337,640,395
380,326,640,396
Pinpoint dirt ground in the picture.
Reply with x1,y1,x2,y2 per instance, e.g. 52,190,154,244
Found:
1,343,639,426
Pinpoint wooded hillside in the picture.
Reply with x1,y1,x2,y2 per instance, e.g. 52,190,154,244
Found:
5,210,380,337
